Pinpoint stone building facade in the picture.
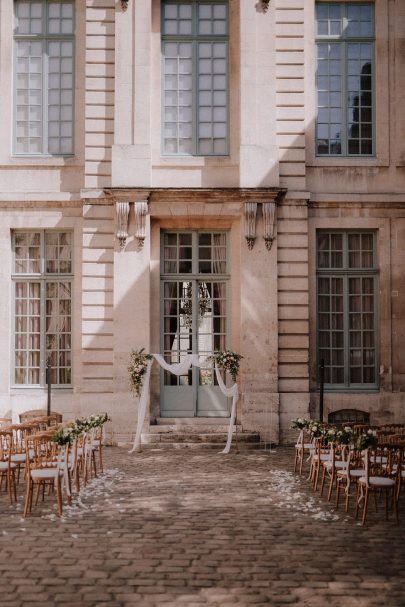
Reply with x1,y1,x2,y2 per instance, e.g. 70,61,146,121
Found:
0,0,404,444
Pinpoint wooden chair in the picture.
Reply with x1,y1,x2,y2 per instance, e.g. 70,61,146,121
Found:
0,430,17,503
19,410,62,424
309,438,330,491
335,448,365,512
320,444,349,502
355,446,402,526
23,434,69,517
294,429,313,475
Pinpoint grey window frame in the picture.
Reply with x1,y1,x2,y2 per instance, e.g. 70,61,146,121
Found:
316,230,379,391
11,229,73,388
160,229,230,388
315,2,375,157
161,0,229,157
13,0,75,156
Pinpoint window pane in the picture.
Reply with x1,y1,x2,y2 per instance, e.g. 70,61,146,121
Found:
317,231,377,388
315,5,374,157
14,1,74,155
162,2,228,157
13,231,73,385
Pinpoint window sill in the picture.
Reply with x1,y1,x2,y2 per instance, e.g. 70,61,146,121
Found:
316,387,379,394
153,155,234,168
307,157,389,168
11,386,73,391
7,155,78,168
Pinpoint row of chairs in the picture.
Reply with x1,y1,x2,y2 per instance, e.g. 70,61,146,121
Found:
294,428,405,525
0,416,105,517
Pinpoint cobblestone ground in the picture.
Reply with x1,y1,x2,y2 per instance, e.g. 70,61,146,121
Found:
1,446,404,607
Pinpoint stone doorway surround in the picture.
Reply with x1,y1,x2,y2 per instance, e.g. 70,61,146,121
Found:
99,187,288,445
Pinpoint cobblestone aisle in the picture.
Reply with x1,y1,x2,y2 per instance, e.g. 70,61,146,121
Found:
0,447,404,606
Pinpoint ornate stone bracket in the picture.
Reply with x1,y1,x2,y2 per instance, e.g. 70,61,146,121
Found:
121,0,129,11
262,201,276,250
244,202,258,250
244,201,277,250
134,201,149,248
116,201,130,249
262,0,270,12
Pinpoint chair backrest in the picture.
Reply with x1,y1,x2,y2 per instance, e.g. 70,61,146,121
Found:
26,435,58,470
0,430,13,462
19,410,63,424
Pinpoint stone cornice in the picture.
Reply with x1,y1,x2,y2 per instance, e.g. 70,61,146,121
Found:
103,187,287,205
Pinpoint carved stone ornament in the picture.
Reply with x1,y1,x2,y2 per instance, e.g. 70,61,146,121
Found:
244,202,258,250
262,0,270,12
262,201,276,250
121,0,129,11
116,201,130,249
134,201,149,248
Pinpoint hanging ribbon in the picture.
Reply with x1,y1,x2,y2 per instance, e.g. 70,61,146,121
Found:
129,355,238,454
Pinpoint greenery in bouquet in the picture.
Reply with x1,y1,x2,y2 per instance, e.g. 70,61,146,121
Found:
128,348,153,396
52,425,77,446
73,417,92,434
336,426,354,445
353,429,378,451
307,420,327,439
212,350,243,382
290,417,310,431
323,425,353,445
88,412,111,427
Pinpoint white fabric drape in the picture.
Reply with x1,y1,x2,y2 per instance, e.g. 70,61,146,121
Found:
214,365,239,454
129,354,238,454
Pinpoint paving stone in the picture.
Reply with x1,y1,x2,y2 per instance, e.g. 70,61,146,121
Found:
0,446,404,606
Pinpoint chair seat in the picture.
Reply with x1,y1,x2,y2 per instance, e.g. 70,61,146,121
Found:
10,453,26,463
0,461,17,470
30,468,62,480
295,443,313,450
337,468,364,478
324,460,347,469
359,476,395,487
314,453,330,462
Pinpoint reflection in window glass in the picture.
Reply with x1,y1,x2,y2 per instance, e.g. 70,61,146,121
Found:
12,231,73,386
315,3,374,156
317,231,377,387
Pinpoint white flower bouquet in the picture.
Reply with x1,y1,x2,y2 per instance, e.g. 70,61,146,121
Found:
290,417,310,430
128,348,153,396
212,349,243,382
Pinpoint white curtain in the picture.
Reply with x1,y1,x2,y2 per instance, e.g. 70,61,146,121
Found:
129,354,238,454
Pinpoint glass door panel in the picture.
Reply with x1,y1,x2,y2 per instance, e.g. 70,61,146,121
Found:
160,232,230,417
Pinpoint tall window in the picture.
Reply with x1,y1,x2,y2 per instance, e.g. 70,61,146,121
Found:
14,0,74,155
317,232,378,389
315,3,374,156
162,1,229,156
12,231,73,386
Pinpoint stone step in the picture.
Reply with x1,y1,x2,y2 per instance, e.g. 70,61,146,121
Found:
140,431,263,450
149,424,239,434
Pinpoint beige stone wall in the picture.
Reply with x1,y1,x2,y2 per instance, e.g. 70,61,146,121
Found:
1,1,404,441
85,0,115,189
0,0,85,201
0,203,83,422
308,200,405,427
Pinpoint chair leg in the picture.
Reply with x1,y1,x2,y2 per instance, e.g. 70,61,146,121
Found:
320,467,326,496
24,478,32,517
393,488,399,524
99,446,103,474
362,487,369,526
327,470,335,502
336,480,340,509
355,484,360,519
56,476,63,516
